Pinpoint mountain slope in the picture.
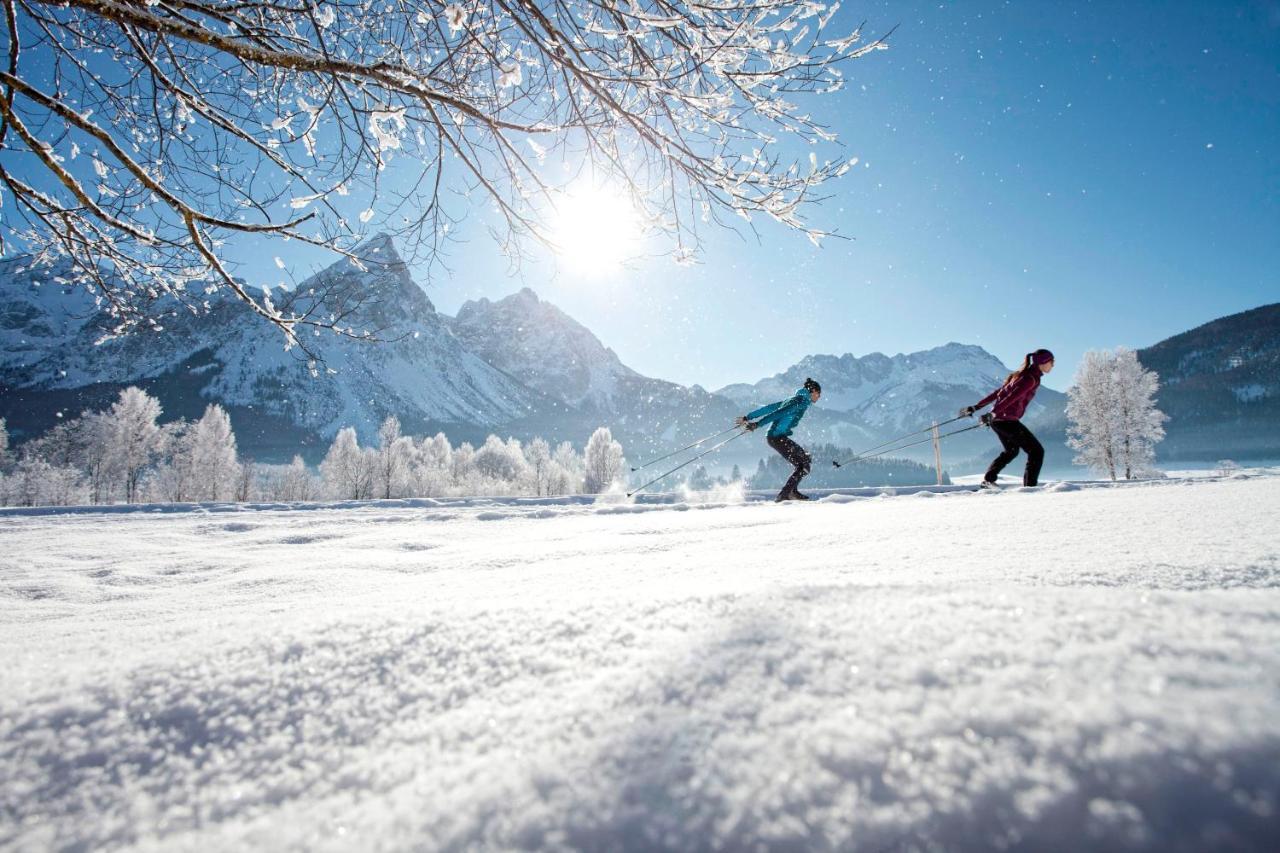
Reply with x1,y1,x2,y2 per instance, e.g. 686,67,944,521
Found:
0,236,541,457
446,288,742,459
1137,303,1280,457
447,288,641,412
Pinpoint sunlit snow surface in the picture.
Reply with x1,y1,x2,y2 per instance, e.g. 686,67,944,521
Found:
3,475,1279,850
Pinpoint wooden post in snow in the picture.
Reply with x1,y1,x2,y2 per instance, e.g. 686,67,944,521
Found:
932,422,943,485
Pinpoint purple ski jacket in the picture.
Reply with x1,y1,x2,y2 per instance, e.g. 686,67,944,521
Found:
977,369,1042,421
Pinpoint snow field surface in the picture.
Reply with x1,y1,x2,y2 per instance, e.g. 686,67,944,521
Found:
2,476,1279,850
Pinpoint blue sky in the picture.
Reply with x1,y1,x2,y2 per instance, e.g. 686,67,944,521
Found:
240,0,1279,393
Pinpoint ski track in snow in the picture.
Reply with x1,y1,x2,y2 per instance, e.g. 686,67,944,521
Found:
2,476,1279,851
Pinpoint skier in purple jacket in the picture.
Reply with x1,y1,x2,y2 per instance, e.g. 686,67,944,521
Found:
962,349,1055,488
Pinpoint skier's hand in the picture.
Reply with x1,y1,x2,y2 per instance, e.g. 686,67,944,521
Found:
735,415,749,427
979,413,994,427
960,405,977,418
743,421,759,432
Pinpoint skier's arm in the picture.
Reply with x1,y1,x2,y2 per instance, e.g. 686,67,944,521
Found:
746,399,785,422
748,394,804,427
976,372,1033,411
974,386,1002,410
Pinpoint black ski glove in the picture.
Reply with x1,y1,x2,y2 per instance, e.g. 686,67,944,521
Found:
743,421,759,432
979,413,994,427
960,405,977,418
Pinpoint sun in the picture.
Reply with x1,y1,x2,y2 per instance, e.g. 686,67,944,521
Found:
549,184,643,274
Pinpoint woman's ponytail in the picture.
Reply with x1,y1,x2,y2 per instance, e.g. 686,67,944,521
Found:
1004,354,1032,386
1004,350,1052,386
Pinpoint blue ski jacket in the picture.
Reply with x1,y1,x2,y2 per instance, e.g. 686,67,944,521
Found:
747,389,812,438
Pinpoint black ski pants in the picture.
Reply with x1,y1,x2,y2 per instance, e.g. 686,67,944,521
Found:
984,419,1044,487
767,434,811,496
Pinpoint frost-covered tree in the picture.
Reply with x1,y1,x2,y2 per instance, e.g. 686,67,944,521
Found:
451,442,476,488
472,436,529,489
1111,348,1167,479
1,448,83,507
730,463,743,483
103,387,165,502
1,0,887,347
27,412,116,504
151,419,196,502
524,437,553,497
1068,348,1167,480
374,416,414,499
235,459,257,502
0,418,10,472
583,427,625,493
7,457,51,506
688,465,712,491
409,432,453,497
279,455,319,502
552,441,583,495
320,427,373,499
189,404,241,501
72,413,115,505
1067,350,1120,479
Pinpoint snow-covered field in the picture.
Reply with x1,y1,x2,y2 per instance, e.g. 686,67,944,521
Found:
3,475,1279,851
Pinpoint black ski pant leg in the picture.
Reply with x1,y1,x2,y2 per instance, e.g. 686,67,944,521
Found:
985,420,1044,486
1020,425,1045,486
767,435,811,496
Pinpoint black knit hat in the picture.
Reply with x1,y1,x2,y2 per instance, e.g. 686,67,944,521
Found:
803,377,822,394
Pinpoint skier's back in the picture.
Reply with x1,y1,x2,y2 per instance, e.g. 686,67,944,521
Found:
738,378,821,501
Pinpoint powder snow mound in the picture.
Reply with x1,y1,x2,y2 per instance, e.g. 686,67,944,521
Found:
593,483,635,505
3,474,1279,850
678,481,748,505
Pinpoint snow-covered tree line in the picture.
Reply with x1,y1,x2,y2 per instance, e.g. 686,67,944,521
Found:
1067,348,1168,480
0,390,626,506
0,389,243,507
317,420,624,500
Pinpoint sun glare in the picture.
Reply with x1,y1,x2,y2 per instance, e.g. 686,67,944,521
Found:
549,185,643,274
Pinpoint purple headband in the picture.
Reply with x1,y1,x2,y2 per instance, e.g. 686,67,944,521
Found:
1030,349,1055,365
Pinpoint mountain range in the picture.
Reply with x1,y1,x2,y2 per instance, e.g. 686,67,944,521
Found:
1,236,1275,466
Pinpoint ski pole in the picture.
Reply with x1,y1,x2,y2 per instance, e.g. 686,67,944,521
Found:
832,415,969,468
834,422,987,467
629,425,743,472
627,429,750,497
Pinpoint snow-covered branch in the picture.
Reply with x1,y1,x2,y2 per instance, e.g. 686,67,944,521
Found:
1,0,885,347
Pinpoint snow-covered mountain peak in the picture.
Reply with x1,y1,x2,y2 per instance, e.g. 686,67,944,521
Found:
294,234,435,326
449,288,638,410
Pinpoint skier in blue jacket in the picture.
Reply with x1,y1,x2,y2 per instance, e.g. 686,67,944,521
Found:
737,377,821,501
